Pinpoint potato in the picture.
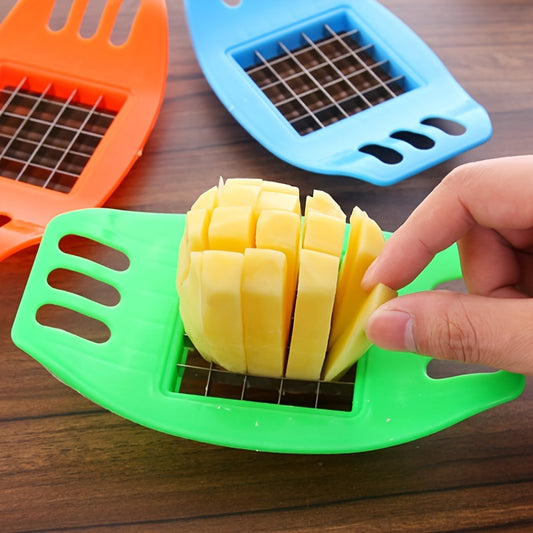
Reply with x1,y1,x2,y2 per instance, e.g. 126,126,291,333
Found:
177,178,395,381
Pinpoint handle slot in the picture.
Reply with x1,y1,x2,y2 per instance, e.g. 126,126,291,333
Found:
58,234,130,272
47,267,121,307
421,117,466,136
74,0,143,45
358,143,403,164
390,130,435,150
426,359,498,379
36,303,111,344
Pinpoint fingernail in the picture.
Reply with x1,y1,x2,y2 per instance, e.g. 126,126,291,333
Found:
366,308,416,353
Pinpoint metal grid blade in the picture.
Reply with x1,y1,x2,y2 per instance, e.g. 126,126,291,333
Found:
0,77,117,193
245,24,406,135
177,344,356,412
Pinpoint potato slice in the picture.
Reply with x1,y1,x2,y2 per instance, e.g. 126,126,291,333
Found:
208,205,255,253
323,283,397,381
218,181,261,207
285,249,339,381
178,251,212,360
257,190,300,214
200,250,246,374
177,208,211,288
224,177,298,196
191,185,218,211
329,208,386,348
242,248,289,378
303,210,346,257
304,189,345,220
285,190,345,380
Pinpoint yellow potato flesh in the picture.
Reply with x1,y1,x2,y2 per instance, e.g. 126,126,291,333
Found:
176,178,395,382
208,205,255,253
285,249,339,381
200,250,246,374
191,185,218,211
304,189,345,220
284,190,345,380
328,208,385,348
242,248,288,378
178,252,212,361
176,209,210,288
218,182,261,207
257,190,300,214
302,210,346,257
255,209,300,322
323,283,397,381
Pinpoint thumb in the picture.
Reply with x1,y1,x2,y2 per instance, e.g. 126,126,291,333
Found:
365,290,533,374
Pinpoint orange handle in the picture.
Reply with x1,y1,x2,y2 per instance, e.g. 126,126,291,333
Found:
0,220,44,261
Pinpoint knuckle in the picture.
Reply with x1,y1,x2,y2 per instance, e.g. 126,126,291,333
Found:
444,161,477,187
435,299,484,364
447,314,481,364
440,162,479,206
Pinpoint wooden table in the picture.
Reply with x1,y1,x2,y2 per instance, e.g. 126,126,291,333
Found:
1,0,532,531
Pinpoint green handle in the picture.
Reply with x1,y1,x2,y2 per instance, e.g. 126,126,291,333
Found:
11,208,525,454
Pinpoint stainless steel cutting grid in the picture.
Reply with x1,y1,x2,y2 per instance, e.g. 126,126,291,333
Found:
177,341,356,412
0,78,117,193
245,24,407,136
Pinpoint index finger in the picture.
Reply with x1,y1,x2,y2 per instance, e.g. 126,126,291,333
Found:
362,155,533,290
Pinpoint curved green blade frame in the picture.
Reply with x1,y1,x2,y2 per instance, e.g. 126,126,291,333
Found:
11,208,525,453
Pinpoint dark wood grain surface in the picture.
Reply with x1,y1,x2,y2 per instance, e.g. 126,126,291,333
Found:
1,0,533,531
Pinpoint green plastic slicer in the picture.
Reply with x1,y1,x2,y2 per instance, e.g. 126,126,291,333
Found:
11,208,525,453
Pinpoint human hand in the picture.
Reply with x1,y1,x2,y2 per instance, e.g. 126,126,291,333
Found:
362,155,533,374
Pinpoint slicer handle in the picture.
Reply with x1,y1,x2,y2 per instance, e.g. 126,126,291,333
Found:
0,219,44,261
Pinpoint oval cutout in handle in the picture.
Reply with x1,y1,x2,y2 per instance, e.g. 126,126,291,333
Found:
390,130,435,150
421,117,466,136
359,144,403,164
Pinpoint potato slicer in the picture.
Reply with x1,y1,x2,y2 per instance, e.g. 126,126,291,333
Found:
0,0,168,261
11,208,525,454
183,0,492,186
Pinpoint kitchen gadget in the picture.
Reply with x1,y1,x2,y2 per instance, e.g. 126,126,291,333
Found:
184,0,492,185
11,208,525,453
0,0,168,261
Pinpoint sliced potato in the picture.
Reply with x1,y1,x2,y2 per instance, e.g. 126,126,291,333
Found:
242,248,289,378
285,249,339,381
323,283,397,381
200,250,246,374
191,185,218,211
255,209,300,321
302,210,346,257
177,178,396,382
208,205,255,253
329,208,385,348
304,189,345,220
178,251,212,360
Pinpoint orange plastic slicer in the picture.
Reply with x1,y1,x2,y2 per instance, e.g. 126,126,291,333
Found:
0,0,168,261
